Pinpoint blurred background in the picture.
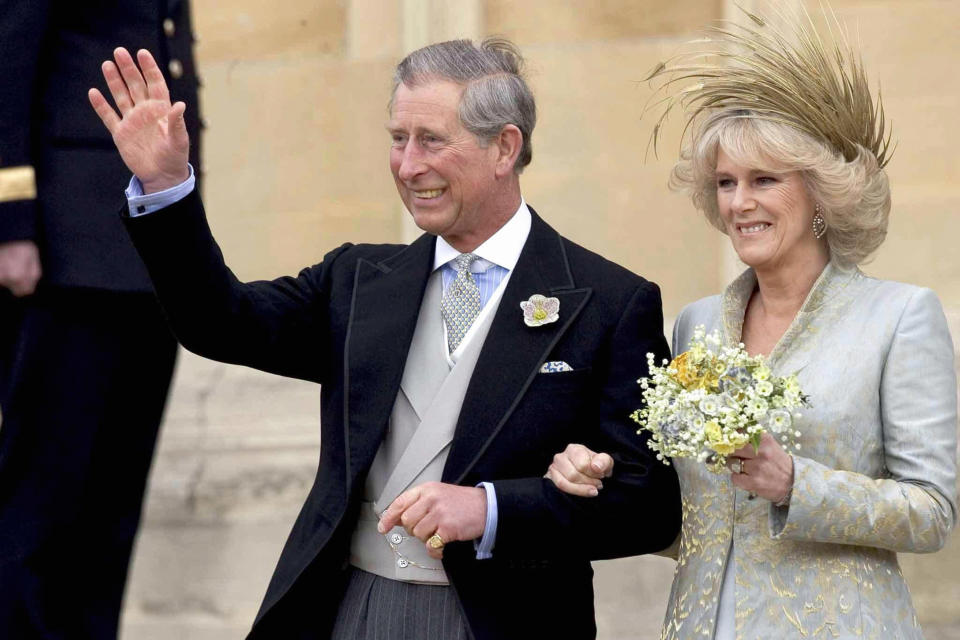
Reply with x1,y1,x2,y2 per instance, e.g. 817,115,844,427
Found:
118,0,960,638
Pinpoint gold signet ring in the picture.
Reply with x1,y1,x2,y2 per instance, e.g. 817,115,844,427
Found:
427,533,445,549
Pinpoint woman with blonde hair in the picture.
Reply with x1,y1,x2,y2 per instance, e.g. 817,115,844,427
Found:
547,5,957,638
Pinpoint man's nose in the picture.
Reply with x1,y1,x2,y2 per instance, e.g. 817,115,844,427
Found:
397,143,426,182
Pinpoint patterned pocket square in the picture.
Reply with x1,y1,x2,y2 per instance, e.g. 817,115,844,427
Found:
540,361,574,373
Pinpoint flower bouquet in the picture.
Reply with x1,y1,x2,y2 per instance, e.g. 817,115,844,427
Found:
632,326,807,473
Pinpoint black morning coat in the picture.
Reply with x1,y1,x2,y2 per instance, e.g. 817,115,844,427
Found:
123,188,682,639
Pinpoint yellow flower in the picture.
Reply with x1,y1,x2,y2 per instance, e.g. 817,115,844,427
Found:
704,420,722,443
698,373,720,390
711,441,736,455
670,352,700,389
705,420,747,455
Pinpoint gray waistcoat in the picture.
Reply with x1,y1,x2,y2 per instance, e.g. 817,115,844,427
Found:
349,271,500,584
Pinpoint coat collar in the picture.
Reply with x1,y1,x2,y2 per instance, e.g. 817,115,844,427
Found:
721,259,860,370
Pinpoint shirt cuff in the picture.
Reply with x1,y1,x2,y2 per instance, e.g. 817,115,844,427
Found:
125,164,196,217
474,481,498,560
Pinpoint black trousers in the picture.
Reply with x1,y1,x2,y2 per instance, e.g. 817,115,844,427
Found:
0,286,177,639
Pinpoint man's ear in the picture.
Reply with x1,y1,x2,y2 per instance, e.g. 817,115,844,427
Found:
493,124,523,178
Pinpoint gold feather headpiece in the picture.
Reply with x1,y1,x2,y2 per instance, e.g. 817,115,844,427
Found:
645,2,893,168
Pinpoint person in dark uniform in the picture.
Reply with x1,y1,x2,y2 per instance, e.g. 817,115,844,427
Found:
0,2,201,637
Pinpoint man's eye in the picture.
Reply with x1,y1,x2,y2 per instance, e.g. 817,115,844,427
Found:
390,134,407,145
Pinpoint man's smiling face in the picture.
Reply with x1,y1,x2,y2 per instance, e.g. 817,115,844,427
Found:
388,80,504,250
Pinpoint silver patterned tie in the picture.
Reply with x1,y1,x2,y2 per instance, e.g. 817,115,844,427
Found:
441,253,482,353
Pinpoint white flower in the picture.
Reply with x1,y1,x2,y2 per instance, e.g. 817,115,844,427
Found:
748,397,769,417
756,380,774,396
752,366,771,382
699,397,719,415
520,294,559,327
765,409,792,433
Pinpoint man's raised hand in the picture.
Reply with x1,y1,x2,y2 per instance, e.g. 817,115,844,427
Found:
88,48,190,194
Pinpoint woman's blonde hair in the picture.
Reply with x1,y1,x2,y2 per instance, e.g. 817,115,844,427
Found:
671,110,891,267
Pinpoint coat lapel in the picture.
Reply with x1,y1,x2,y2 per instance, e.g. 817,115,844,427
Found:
443,210,592,483
343,233,435,493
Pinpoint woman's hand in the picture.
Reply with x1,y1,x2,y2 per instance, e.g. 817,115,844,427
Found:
727,433,794,503
545,443,614,497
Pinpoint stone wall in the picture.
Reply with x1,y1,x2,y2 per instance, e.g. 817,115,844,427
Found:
120,1,960,637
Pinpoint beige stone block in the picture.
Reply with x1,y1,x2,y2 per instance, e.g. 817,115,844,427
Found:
122,522,287,638
197,55,400,280
864,189,960,311
485,0,723,44
517,38,720,316
404,0,484,48
882,96,960,190
347,0,403,60
193,0,345,62
827,2,960,98
144,351,322,528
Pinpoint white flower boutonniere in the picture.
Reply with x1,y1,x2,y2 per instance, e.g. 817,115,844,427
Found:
520,294,560,327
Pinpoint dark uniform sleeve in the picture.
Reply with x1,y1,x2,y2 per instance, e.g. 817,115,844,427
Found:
0,0,51,242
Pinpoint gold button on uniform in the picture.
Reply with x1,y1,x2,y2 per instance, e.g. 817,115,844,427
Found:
168,59,183,79
163,18,175,37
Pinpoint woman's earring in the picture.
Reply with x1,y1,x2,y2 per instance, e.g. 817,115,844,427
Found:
812,204,827,239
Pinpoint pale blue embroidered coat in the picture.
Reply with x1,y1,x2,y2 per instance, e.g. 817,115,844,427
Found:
662,262,958,639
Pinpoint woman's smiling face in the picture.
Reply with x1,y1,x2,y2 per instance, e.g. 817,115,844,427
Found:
715,148,822,272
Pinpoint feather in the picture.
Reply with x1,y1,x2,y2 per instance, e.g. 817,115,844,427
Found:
641,0,893,168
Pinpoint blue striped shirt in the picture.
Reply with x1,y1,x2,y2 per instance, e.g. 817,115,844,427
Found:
439,259,509,310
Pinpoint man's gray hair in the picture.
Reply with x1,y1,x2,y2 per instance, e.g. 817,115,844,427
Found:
392,38,536,173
